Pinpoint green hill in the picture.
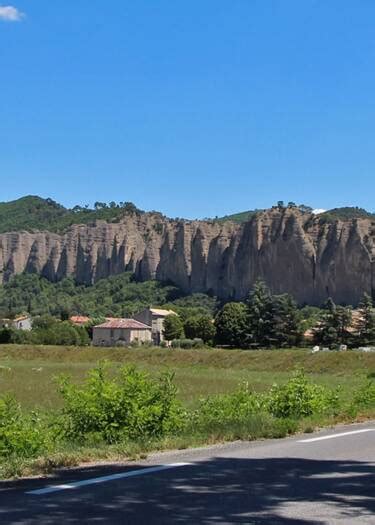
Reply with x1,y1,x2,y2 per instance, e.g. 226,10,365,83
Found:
1,197,374,234
0,272,216,319
319,207,375,222
215,210,259,223
218,206,375,224
0,196,142,234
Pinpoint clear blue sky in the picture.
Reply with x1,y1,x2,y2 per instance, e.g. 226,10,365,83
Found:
1,1,375,218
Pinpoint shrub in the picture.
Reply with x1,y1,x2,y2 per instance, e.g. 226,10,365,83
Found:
193,383,265,428
0,328,14,344
171,338,204,349
267,370,338,419
184,315,216,345
58,364,185,443
352,379,375,409
0,396,48,459
28,320,90,346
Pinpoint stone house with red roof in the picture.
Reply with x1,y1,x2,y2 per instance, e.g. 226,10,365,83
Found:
92,318,152,347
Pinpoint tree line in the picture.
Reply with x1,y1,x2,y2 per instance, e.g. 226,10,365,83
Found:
1,277,375,349
164,281,375,350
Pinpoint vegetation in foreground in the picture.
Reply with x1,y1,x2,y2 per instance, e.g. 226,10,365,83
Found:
0,348,374,479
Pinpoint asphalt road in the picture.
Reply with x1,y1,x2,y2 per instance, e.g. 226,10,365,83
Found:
0,421,374,524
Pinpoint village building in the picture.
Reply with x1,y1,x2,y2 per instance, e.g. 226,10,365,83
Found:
134,308,177,344
92,318,152,347
0,314,32,331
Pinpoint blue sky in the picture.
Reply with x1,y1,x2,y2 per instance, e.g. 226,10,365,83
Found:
1,1,375,218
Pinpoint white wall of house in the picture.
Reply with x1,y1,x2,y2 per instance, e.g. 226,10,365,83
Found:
13,318,32,331
92,327,152,347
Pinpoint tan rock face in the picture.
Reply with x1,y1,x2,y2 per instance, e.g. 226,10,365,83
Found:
0,209,374,305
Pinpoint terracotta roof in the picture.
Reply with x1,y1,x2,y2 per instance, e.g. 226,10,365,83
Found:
70,316,91,325
149,308,177,317
94,318,152,330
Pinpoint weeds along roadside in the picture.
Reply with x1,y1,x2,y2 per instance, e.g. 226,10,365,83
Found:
0,364,375,479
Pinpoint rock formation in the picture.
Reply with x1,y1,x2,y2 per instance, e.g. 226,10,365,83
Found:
1,208,374,305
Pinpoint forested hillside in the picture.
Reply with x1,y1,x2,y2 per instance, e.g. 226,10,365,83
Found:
0,196,142,234
0,273,216,319
319,207,375,222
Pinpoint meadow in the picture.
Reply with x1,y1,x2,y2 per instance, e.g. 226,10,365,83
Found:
0,344,374,410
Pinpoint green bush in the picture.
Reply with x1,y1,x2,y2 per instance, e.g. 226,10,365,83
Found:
352,379,375,409
171,338,204,349
0,328,13,344
194,383,265,427
267,370,338,419
58,364,185,443
0,396,48,459
9,318,90,346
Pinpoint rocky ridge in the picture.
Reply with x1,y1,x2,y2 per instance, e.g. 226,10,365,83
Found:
1,208,375,305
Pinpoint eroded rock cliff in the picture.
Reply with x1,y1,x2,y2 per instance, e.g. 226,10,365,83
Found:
1,208,374,305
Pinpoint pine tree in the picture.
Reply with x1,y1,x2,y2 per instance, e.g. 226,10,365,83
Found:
355,293,375,346
271,294,303,348
313,298,352,348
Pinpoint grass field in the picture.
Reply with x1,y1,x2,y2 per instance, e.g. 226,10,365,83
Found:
0,344,374,410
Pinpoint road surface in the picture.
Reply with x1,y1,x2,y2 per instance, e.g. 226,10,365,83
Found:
0,421,374,524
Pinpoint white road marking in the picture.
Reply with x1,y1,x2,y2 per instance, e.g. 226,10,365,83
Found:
26,462,192,496
299,428,375,443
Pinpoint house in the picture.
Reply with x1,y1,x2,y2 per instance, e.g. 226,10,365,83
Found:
0,315,32,331
92,318,152,347
134,308,177,344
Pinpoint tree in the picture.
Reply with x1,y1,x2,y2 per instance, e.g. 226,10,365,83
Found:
245,281,303,348
299,204,313,214
313,298,352,348
214,302,248,348
184,315,216,345
246,280,275,348
355,293,375,346
163,315,184,341
271,294,303,348
94,202,107,210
